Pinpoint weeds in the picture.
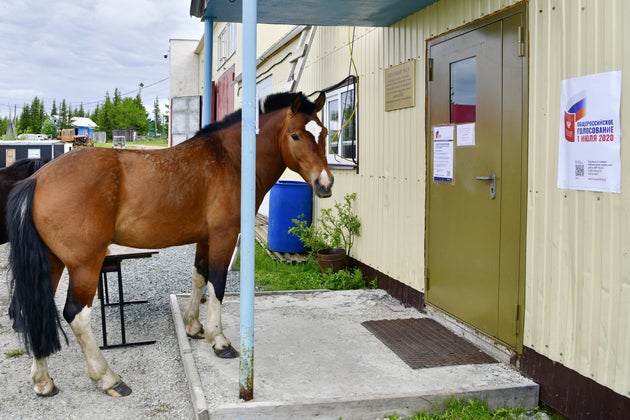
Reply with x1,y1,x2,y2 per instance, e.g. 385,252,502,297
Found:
5,349,25,358
385,397,561,420
241,242,369,291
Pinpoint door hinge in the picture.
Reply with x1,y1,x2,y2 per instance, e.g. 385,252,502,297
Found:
517,26,525,57
428,58,434,81
515,303,521,334
425,267,430,290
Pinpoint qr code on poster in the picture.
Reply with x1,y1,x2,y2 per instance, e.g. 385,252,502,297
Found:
575,161,585,177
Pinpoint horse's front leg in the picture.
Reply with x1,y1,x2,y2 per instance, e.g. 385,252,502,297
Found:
184,239,238,358
64,266,130,397
183,257,206,338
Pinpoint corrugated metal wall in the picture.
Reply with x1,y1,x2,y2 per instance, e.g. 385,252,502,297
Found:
206,0,629,397
299,0,521,292
525,0,629,397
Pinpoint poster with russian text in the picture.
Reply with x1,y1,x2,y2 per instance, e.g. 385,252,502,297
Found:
558,70,621,193
433,125,454,182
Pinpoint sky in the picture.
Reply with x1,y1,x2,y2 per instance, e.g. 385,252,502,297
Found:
0,0,204,120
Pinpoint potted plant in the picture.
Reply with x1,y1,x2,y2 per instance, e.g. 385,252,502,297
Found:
289,193,361,272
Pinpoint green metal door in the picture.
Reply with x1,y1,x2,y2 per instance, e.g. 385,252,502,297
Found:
426,9,527,349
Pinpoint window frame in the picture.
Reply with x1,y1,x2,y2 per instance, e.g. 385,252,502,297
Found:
218,23,236,66
321,78,358,168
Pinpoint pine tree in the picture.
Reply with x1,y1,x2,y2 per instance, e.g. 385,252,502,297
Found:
59,100,70,128
153,97,162,136
18,103,31,133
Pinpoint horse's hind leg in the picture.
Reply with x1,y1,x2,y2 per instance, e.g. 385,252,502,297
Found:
29,255,65,396
63,265,131,397
30,358,58,396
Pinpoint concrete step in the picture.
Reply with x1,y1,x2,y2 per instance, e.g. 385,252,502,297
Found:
170,289,538,420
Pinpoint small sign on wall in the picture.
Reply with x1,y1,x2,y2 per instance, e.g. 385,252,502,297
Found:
385,60,416,111
28,149,41,159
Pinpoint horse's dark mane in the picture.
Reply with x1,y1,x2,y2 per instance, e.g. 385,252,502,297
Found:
194,91,318,138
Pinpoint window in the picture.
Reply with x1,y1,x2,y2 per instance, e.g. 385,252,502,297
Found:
218,23,236,66
322,80,357,166
450,57,476,123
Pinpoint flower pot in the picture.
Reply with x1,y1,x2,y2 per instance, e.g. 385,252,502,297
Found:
317,248,347,272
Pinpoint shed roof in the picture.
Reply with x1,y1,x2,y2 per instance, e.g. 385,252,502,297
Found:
71,117,97,128
190,0,437,27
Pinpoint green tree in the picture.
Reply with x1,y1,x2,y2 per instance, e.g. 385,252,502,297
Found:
59,99,71,128
113,97,149,135
42,119,57,139
0,117,8,137
152,97,163,136
30,97,46,133
94,92,115,138
51,99,58,117
113,88,122,106
18,103,32,133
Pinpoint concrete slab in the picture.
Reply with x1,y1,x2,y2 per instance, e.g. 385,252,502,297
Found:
171,289,538,420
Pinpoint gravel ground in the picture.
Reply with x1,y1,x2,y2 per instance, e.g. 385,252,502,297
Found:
0,242,240,419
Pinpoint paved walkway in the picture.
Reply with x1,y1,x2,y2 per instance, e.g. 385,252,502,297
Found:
171,289,538,420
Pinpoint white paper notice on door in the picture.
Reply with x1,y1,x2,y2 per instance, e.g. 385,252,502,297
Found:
433,125,454,182
457,123,475,146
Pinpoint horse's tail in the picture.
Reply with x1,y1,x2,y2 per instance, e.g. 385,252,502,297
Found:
7,178,67,358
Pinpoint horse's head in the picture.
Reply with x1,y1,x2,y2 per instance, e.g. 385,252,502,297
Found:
279,92,334,198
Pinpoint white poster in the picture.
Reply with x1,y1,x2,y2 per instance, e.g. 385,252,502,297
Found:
457,123,475,146
558,70,622,193
433,125,454,182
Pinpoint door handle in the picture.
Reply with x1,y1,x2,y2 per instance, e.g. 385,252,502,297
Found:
475,173,496,200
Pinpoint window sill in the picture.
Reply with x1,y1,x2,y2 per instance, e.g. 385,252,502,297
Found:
327,157,357,170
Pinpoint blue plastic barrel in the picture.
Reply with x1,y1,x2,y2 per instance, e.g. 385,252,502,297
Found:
267,181,313,253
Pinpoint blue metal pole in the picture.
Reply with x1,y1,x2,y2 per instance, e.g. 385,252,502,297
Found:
202,17,214,127
239,0,257,402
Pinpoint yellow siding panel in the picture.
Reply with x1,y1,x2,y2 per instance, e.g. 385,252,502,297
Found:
525,0,629,397
299,0,520,292
217,0,629,396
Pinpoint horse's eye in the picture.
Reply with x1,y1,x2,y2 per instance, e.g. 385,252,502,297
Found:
290,133,300,141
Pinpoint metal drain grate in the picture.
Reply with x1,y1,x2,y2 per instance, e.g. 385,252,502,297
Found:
362,318,497,369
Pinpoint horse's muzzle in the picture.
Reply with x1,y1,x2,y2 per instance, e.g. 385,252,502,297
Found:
314,176,334,198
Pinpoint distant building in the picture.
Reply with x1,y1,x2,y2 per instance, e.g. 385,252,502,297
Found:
70,117,97,138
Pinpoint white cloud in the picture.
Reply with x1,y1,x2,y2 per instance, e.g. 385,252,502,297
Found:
0,0,203,117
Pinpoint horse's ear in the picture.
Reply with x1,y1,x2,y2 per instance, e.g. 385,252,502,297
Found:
291,92,303,114
314,91,326,113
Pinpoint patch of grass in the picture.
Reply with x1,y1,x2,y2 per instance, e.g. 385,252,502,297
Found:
239,242,367,291
5,349,25,358
94,137,167,149
385,398,562,420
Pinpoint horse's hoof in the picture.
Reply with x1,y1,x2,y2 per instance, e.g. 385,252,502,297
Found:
106,380,132,397
187,327,205,339
214,344,239,358
36,385,59,397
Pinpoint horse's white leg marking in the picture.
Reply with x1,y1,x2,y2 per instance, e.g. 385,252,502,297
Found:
30,357,55,395
204,282,230,350
305,120,322,139
183,268,205,336
69,306,121,391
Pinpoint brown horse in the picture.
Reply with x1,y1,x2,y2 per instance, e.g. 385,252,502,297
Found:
7,92,333,397
0,158,48,243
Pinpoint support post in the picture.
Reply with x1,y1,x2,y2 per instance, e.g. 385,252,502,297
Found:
239,0,257,402
202,17,214,127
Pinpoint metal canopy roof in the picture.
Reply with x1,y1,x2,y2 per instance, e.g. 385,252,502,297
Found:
190,0,438,27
